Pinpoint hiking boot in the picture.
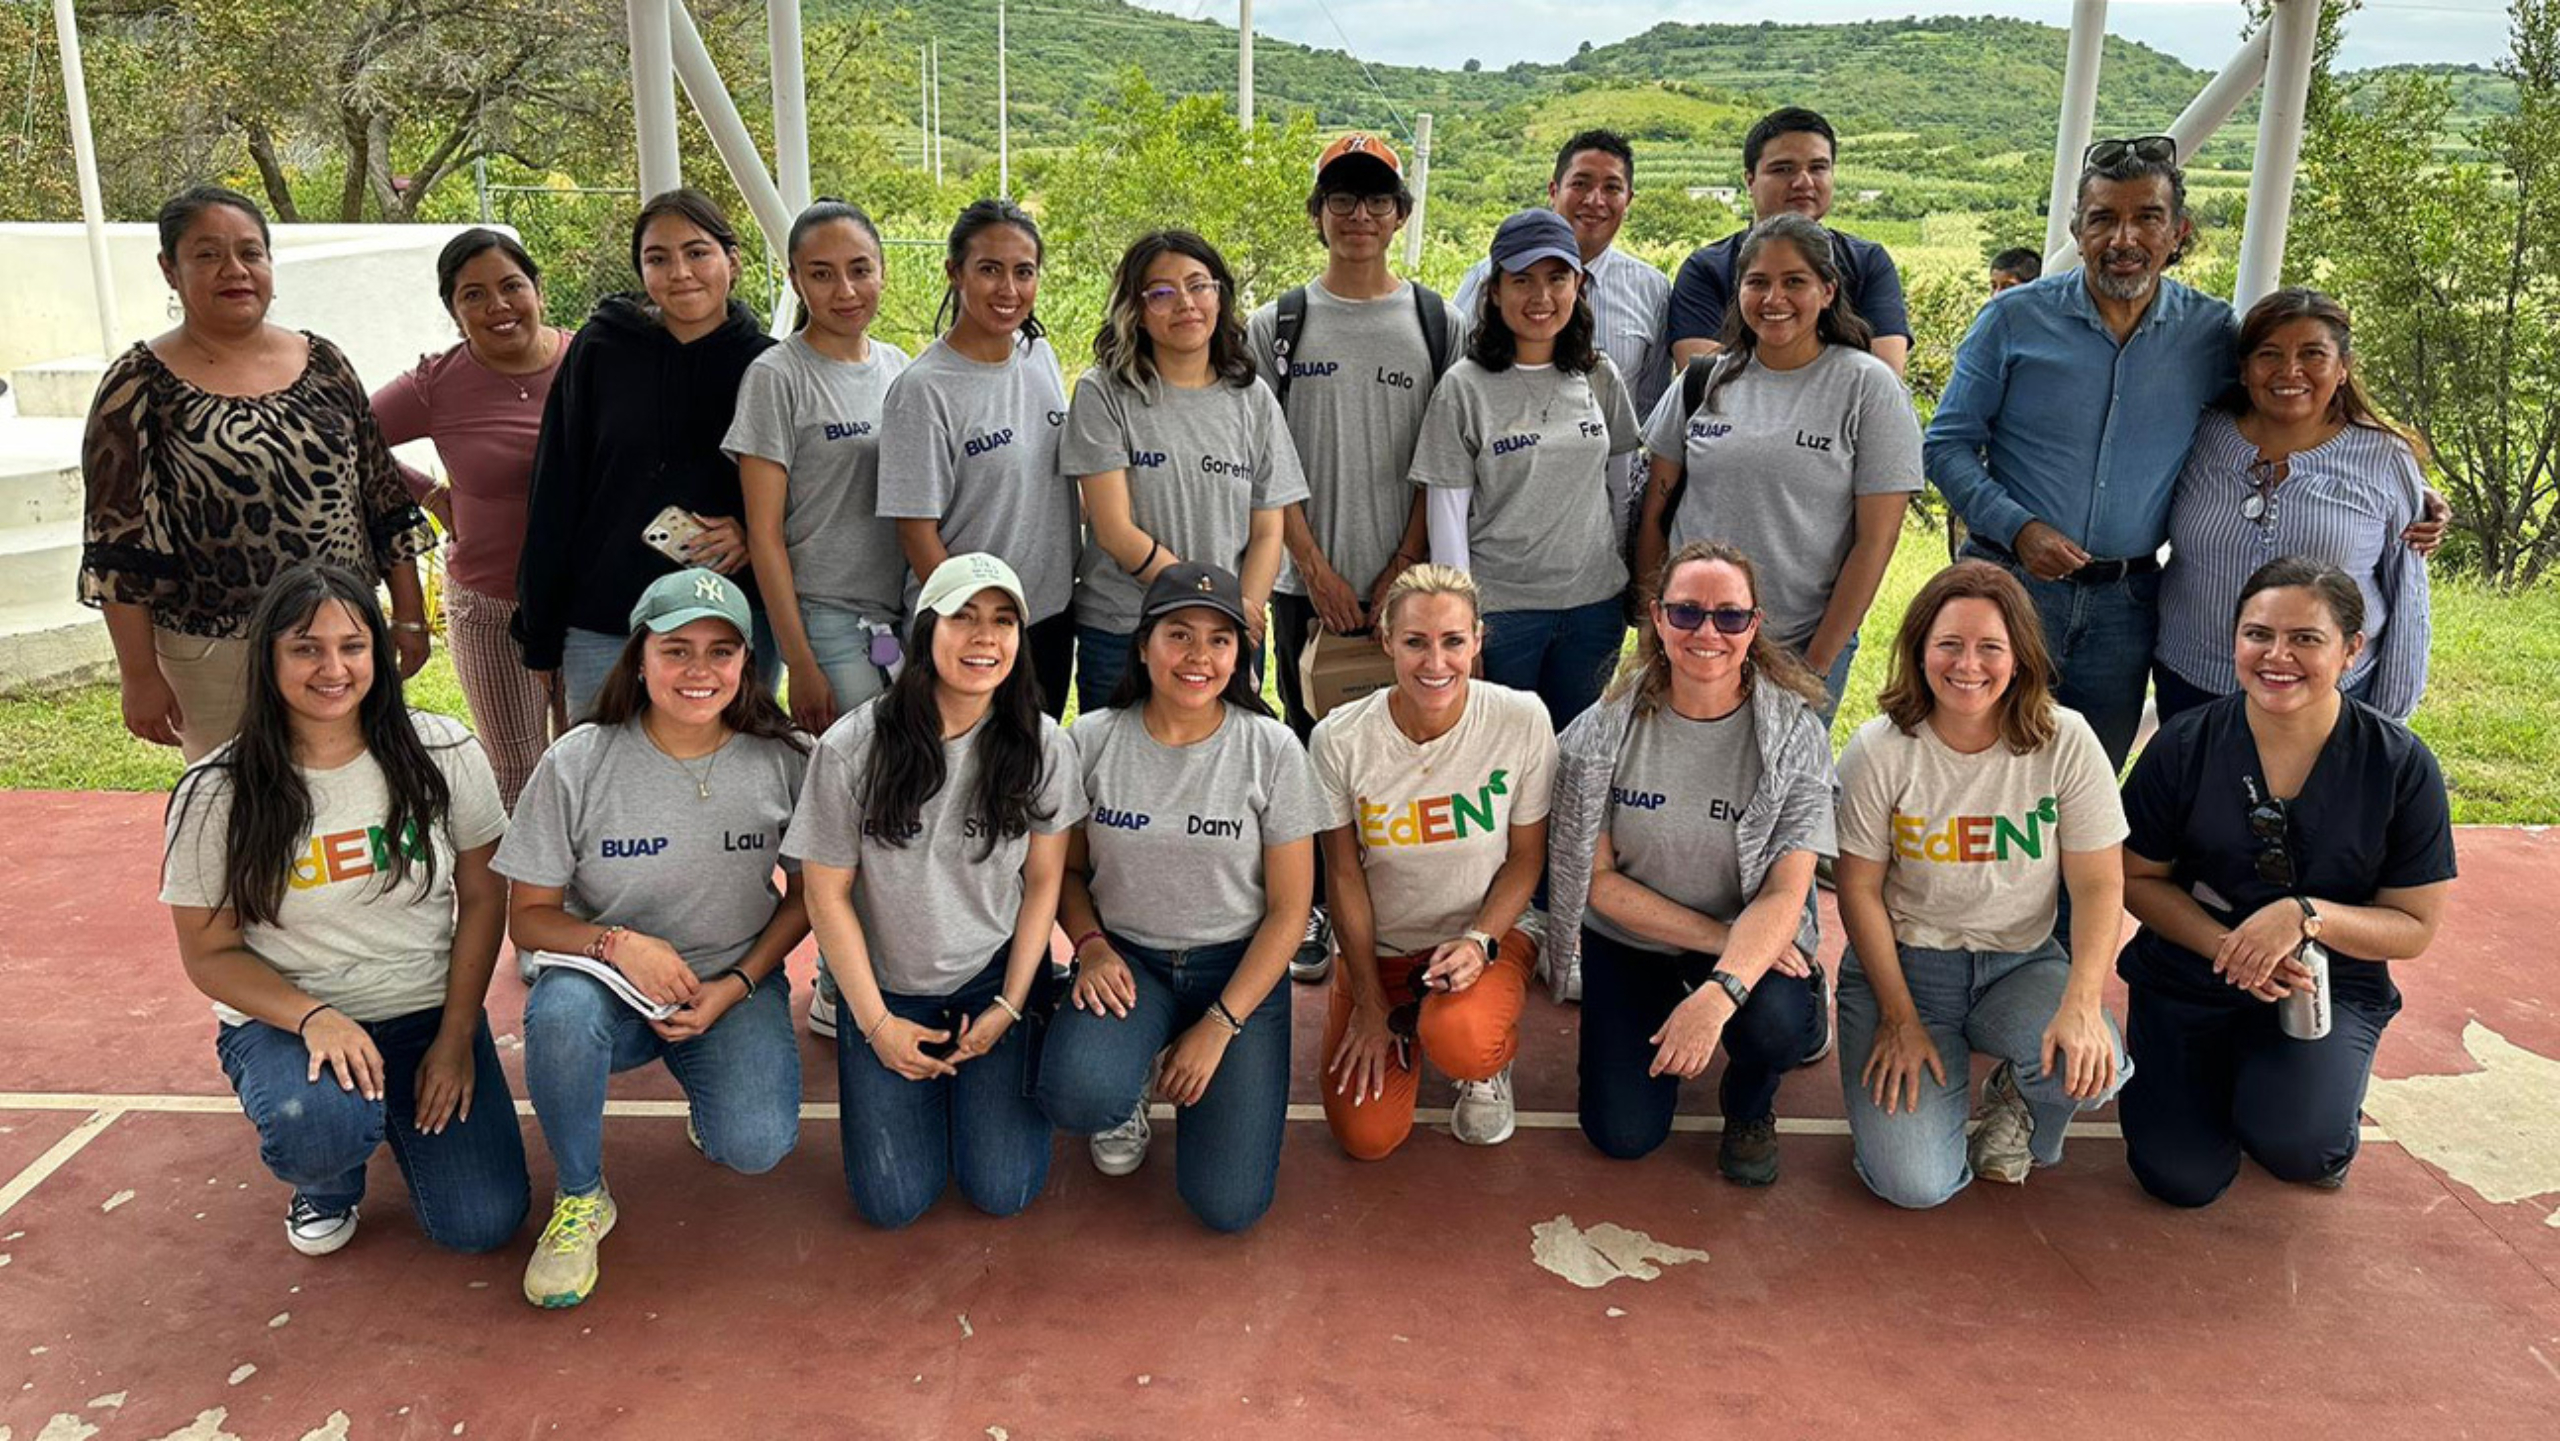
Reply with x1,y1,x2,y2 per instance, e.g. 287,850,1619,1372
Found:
1290,907,1333,983
1451,1063,1517,1146
1089,1102,1153,1177
523,1188,617,1310
285,1196,358,1257
2308,1159,2351,1191
1718,1115,1780,1186
1968,1062,2034,1185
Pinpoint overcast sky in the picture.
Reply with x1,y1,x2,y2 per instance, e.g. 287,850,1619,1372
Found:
1126,1,2515,74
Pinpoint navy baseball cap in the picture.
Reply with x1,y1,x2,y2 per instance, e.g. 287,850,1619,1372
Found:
1490,208,1585,275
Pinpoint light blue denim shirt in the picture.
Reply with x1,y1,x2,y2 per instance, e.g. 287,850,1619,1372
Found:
1924,271,2236,560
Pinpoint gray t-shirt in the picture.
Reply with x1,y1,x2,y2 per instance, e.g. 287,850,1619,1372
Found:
875,335,1077,622
1411,355,1642,612
1586,701,1766,954
1071,704,1325,950
782,701,1086,996
722,333,913,620
1642,345,1923,650
1246,281,1468,598
1062,370,1310,632
492,721,809,978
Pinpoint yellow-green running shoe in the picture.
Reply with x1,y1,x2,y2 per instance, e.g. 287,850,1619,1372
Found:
523,1188,617,1309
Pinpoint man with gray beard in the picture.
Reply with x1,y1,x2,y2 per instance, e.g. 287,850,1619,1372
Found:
1923,138,2234,769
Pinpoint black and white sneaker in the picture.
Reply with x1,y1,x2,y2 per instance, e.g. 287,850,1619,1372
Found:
285,1196,358,1257
1800,962,1835,1066
1289,906,1334,984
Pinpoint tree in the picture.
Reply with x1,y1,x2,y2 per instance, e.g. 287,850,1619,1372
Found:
2296,0,2560,586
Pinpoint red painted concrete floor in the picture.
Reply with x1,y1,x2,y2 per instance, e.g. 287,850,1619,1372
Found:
3,792,2556,1438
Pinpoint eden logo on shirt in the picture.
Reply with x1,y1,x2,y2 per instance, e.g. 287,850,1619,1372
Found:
1893,797,2060,863
289,822,425,891
823,420,874,441
1360,770,1510,848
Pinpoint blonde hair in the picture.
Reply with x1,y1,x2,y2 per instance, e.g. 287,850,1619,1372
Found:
1610,540,1829,713
1379,564,1482,632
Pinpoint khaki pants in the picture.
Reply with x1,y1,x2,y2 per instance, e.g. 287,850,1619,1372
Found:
153,627,252,763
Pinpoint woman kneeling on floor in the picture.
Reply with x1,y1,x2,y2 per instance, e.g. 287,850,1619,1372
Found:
1037,563,1320,1232
497,569,811,1307
1312,565,1557,1156
164,564,528,1259
1832,561,2132,1207
785,554,1085,1229
2116,557,2454,1206
1547,541,1837,1186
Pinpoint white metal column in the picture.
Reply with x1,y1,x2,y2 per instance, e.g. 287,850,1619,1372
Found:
1239,0,1255,133
628,0,681,195
2234,0,2321,309
998,0,1012,198
768,0,811,213
2042,0,2110,263
2166,25,2275,162
50,0,117,358
668,1,792,255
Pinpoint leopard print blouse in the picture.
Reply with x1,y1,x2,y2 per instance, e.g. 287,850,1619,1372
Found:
79,333,432,638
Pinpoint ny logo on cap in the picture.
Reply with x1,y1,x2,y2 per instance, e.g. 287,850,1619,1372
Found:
694,575,726,602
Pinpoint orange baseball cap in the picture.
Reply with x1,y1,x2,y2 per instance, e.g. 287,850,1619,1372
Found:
1315,132,1404,184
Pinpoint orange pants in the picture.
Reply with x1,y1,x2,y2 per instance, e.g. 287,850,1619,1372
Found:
1321,928,1535,1160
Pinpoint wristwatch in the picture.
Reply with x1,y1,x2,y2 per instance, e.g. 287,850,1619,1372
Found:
2294,895,2322,941
1462,928,1499,960
1706,968,1752,1008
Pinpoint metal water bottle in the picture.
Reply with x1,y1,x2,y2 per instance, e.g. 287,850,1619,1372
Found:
2280,940,2332,1041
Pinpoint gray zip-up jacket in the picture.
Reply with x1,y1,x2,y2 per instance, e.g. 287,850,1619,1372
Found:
1544,676,1837,1001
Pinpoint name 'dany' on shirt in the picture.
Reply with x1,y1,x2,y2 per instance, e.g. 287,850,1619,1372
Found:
1834,707,2128,955
875,335,1076,622
492,720,808,978
783,701,1086,997
720,332,914,622
1411,354,1643,613
1061,369,1311,633
1312,681,1557,955
1072,704,1325,951
161,712,508,1026
1583,701,1767,955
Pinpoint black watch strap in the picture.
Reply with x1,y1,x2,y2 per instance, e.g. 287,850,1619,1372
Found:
1708,969,1751,1007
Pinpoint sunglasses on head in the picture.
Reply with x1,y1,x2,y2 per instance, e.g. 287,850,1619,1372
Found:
1658,601,1760,635
2085,135,2178,170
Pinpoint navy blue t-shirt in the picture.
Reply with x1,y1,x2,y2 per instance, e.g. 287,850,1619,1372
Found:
1667,228,1912,346
2118,694,2456,1004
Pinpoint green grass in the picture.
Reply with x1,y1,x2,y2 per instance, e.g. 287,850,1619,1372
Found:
6,528,2555,825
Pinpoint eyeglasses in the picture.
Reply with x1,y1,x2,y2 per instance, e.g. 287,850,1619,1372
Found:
2242,456,2287,527
1139,277,1225,314
2247,792,2297,890
1659,602,1760,635
2085,135,2178,169
1321,193,1401,218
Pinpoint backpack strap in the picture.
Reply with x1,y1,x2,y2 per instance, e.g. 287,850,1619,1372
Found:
1412,281,1455,379
1270,285,1309,409
1681,351,1718,421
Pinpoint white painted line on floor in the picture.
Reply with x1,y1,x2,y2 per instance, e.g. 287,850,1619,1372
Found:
0,1109,121,1221
0,1091,2393,1143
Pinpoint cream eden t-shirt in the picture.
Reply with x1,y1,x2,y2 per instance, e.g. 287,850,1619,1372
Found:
1834,707,2127,953
1310,681,1557,955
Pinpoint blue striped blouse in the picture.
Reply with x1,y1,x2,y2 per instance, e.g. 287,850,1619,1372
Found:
2156,409,2432,720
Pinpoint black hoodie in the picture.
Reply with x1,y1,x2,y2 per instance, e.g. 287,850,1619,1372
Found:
513,294,775,669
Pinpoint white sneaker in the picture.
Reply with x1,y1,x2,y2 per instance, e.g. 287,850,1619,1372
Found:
808,988,839,1040
285,1196,358,1256
1968,1062,2034,1185
1089,1102,1153,1177
1450,1063,1517,1146
1290,907,1334,984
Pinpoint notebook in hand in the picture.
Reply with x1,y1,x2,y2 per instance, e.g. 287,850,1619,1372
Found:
522,950,682,1021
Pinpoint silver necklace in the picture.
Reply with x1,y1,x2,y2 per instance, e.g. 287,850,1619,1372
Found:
646,721,726,800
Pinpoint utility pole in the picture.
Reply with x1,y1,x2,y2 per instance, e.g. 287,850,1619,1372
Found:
1404,113,1435,270
998,0,1012,198
1239,0,1255,134
932,40,944,186
919,45,930,173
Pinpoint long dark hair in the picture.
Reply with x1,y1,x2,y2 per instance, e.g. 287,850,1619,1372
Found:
935,198,1045,343
2221,287,2422,455
164,565,457,928
1608,540,1830,714
1468,264,1599,374
587,627,808,750
860,609,1056,859
1091,229,1255,392
785,197,884,335
1104,608,1275,717
629,187,741,278
1701,213,1875,412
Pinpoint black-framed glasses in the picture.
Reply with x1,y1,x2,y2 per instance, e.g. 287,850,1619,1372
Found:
2085,134,2178,169
1659,602,1759,635
1139,277,1225,314
2242,456,2284,528
2247,788,2297,890
1321,192,1401,218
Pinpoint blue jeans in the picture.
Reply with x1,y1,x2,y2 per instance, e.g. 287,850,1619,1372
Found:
1965,544,2159,770
799,603,893,716
835,949,1056,1229
1577,925,1822,1159
1481,598,1626,733
560,616,784,725
1836,939,2131,1209
1037,934,1292,1234
521,967,801,1197
214,1008,529,1252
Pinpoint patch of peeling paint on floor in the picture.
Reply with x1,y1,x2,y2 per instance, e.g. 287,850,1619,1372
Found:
1528,1215,1710,1289
2363,1021,2560,1215
295,1411,352,1441
139,1410,242,1441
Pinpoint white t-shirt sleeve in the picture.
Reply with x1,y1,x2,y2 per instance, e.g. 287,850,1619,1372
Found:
1833,720,1897,863
2055,712,2132,851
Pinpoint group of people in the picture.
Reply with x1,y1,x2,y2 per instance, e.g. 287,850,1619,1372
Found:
91,106,2457,1308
